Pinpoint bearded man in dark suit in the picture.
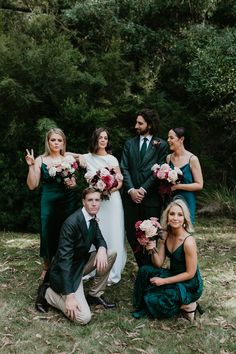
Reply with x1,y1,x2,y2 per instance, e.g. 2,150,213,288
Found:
121,108,169,267
35,187,117,325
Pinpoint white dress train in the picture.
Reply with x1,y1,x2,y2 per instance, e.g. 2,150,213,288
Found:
83,153,127,284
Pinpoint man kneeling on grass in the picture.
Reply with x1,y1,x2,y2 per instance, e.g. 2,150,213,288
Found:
35,187,117,325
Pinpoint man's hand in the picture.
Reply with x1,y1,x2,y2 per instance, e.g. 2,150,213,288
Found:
94,247,108,272
65,293,80,321
130,189,145,203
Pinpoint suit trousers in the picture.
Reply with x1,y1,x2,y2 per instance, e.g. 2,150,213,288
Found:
45,249,116,325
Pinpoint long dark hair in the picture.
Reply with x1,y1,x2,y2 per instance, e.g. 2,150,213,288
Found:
137,108,159,135
89,128,112,154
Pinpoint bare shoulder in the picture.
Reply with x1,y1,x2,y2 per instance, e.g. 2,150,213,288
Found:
186,151,198,162
166,154,172,163
184,235,197,250
35,155,43,163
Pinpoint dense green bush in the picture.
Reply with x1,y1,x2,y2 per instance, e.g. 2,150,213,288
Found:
0,0,235,230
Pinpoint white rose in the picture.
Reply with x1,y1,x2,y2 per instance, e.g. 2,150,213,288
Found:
100,168,110,176
96,180,106,191
167,169,178,183
48,166,57,177
140,219,153,231
84,171,94,182
174,167,183,175
151,163,160,172
145,225,157,238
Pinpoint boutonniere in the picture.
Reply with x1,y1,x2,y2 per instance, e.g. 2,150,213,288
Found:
152,139,161,148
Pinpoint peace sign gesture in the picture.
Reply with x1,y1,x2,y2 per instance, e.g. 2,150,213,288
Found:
25,149,35,166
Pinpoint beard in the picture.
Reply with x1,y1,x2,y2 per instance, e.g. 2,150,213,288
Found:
135,126,150,135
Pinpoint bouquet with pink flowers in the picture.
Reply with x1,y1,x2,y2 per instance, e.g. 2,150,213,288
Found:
135,217,163,254
151,163,183,196
84,167,123,200
47,155,78,183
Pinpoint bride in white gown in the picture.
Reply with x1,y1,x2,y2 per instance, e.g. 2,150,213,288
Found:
83,128,127,285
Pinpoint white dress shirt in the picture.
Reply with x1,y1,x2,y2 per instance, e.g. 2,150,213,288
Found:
82,207,96,252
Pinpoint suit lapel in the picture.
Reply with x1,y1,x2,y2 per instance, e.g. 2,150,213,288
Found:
139,137,155,167
133,136,141,164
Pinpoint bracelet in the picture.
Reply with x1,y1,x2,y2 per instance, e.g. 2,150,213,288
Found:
150,247,158,255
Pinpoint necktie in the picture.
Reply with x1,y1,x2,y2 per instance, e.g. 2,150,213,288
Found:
88,218,96,242
140,137,148,160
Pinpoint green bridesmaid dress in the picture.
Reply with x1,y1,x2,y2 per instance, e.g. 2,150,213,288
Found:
169,158,196,224
40,163,78,261
133,236,203,319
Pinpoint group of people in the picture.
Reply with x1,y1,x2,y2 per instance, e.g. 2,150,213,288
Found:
25,108,204,324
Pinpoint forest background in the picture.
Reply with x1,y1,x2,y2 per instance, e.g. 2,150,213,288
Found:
0,0,235,232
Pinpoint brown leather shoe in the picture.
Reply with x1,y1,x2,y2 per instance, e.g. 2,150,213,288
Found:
86,294,116,309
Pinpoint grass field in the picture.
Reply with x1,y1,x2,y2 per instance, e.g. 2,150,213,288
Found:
0,217,235,354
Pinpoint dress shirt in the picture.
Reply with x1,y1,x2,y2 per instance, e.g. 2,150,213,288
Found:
82,207,96,252
139,134,152,150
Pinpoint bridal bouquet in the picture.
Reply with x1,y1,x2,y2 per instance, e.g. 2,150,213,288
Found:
47,155,78,183
135,217,163,254
84,167,123,200
151,163,183,196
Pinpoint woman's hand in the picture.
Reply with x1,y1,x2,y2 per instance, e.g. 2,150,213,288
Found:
146,240,156,251
64,176,77,189
150,277,166,286
25,149,35,166
171,184,179,192
77,154,87,168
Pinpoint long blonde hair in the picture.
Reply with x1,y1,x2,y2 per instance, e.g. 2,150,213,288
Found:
44,128,66,156
161,199,194,233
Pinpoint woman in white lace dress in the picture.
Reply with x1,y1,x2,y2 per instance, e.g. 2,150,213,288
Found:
83,128,126,285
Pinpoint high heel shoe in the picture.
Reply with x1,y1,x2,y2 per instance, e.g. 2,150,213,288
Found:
181,302,204,322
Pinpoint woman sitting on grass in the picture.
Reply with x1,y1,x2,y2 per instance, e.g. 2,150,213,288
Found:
132,199,204,322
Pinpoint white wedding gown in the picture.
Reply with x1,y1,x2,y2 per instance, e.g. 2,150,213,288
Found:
83,153,127,285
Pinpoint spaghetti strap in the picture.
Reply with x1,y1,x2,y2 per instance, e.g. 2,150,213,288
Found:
183,234,191,244
189,154,194,162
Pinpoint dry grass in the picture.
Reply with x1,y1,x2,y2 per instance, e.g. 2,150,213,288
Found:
0,217,236,354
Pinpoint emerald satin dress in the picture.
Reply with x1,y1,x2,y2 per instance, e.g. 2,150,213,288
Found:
169,160,196,224
40,163,78,261
133,237,203,319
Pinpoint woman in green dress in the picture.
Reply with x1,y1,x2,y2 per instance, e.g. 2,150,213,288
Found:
133,199,203,322
167,127,203,224
25,128,79,280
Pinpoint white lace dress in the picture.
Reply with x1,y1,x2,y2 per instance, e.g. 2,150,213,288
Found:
83,153,127,284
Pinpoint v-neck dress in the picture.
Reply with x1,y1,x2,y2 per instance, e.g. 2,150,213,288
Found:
133,237,203,319
40,162,77,261
169,160,196,224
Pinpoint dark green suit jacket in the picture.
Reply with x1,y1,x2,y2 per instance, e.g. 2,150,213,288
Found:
121,135,169,207
49,209,107,295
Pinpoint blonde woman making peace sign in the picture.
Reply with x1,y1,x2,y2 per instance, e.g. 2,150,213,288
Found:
25,128,80,280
